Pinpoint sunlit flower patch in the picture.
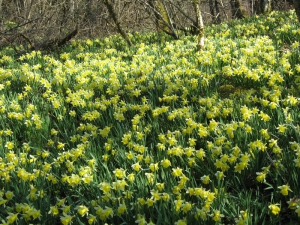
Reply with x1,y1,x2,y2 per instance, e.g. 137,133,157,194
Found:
0,9,300,224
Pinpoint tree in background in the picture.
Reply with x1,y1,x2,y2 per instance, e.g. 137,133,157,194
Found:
139,0,202,38
192,0,205,50
209,0,221,23
261,0,272,13
0,0,297,51
230,0,248,19
103,0,134,47
0,0,81,51
293,0,300,21
142,0,205,50
147,0,179,39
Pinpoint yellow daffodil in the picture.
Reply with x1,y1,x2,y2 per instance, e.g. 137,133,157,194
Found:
269,203,280,215
278,185,292,196
60,213,73,225
75,205,89,217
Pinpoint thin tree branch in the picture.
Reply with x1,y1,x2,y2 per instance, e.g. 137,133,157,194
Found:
167,0,196,24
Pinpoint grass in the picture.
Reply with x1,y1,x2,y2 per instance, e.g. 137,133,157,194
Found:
0,9,300,225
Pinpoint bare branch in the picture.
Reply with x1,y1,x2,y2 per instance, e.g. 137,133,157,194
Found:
103,0,134,47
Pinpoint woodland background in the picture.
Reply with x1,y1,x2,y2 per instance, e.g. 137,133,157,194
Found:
0,0,299,51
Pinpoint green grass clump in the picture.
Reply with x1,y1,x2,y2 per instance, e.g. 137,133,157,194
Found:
0,9,300,225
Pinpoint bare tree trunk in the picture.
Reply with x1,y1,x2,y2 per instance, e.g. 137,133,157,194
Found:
253,0,272,14
159,0,179,39
209,0,216,23
215,0,221,23
261,0,272,13
192,0,204,51
230,0,248,19
293,0,300,22
147,0,179,39
253,0,261,14
103,0,133,47
209,0,221,24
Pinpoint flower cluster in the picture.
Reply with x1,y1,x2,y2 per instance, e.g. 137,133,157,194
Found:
0,9,300,224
